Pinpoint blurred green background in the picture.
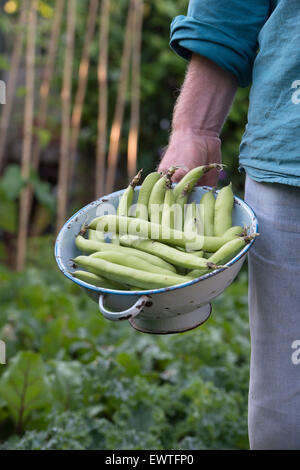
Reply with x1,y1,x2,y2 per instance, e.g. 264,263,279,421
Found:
0,0,251,450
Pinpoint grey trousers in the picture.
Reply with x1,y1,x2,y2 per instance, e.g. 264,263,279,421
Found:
245,175,300,450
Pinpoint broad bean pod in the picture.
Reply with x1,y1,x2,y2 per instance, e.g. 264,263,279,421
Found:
187,234,255,279
214,183,234,236
135,171,160,220
89,215,242,252
200,189,215,236
75,235,176,272
173,183,190,231
72,255,189,290
119,235,216,270
88,229,105,242
173,164,222,200
148,174,167,224
71,269,125,290
90,250,175,276
161,179,175,230
116,170,142,217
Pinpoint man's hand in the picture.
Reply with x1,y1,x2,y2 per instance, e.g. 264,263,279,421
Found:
158,54,238,187
158,130,221,187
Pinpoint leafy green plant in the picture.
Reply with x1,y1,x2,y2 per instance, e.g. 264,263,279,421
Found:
0,165,56,241
0,351,51,434
0,165,22,233
0,236,250,449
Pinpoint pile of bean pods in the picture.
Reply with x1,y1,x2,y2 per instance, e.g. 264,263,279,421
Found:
71,164,256,291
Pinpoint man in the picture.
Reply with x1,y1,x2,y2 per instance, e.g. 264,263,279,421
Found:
158,0,300,450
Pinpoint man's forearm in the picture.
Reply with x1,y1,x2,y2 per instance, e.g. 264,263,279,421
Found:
159,54,238,184
171,54,238,138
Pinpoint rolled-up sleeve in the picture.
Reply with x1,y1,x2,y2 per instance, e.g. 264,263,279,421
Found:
170,0,271,87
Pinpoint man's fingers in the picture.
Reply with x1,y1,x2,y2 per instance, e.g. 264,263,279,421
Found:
158,164,220,186
158,166,189,182
171,168,189,182
157,134,221,185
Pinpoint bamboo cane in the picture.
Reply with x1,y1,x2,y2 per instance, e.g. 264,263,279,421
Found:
31,0,65,172
127,0,143,180
95,0,110,198
0,0,28,171
56,0,76,233
105,0,134,194
16,0,37,271
23,0,65,227
69,0,99,188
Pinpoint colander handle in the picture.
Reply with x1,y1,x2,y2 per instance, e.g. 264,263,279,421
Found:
99,294,150,321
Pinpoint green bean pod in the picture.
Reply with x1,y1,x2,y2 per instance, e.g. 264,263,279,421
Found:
161,180,175,230
184,201,200,240
188,227,243,254
194,201,203,235
173,183,190,231
119,235,215,270
188,250,204,257
173,163,222,200
223,225,244,237
110,234,120,245
135,171,161,220
188,236,249,279
214,183,234,236
72,255,189,290
117,169,142,217
89,228,119,245
90,250,175,276
89,228,120,245
148,167,177,224
185,267,208,279
207,237,246,265
195,234,241,252
88,229,105,242
89,215,241,252
75,235,176,272
200,189,215,236
71,270,125,290
187,237,246,279
148,174,167,224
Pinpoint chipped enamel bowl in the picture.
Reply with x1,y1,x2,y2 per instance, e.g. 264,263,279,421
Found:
55,186,258,334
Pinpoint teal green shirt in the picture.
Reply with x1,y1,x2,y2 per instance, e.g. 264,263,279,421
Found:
170,0,300,187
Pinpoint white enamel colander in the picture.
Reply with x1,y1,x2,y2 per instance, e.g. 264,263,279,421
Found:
55,186,258,334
